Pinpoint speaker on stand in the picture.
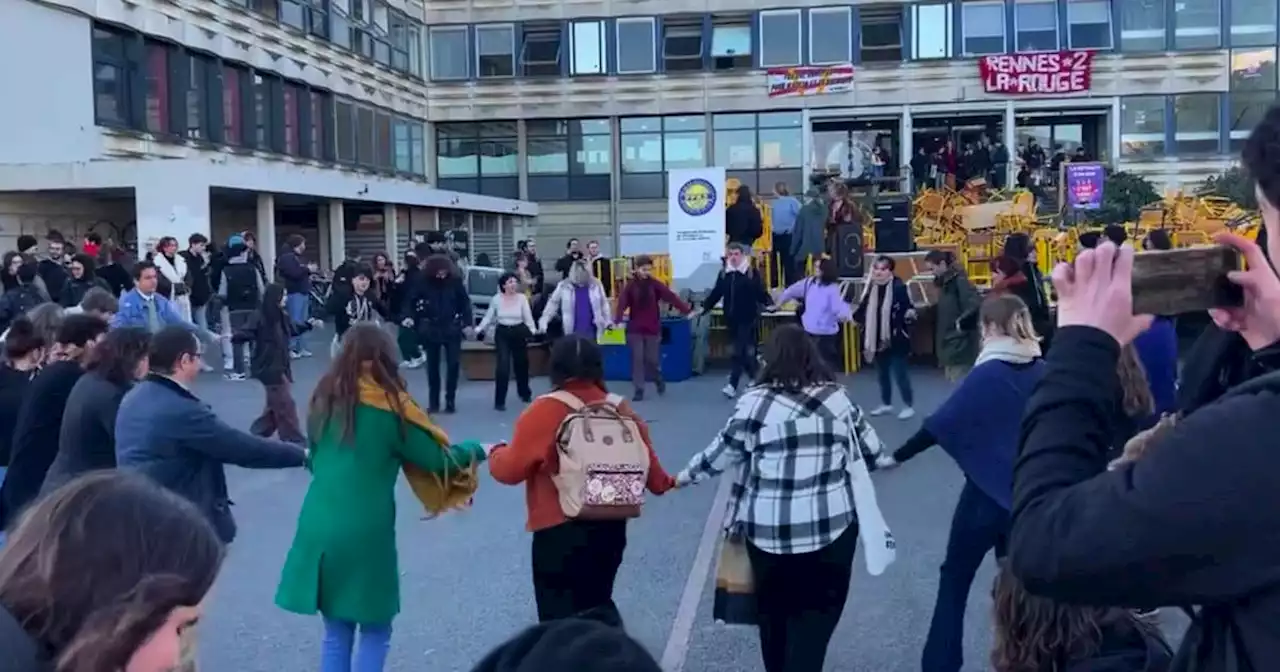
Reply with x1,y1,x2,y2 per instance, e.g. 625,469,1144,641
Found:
834,224,865,278
873,194,914,254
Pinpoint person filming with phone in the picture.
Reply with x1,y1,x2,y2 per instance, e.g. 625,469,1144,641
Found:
1008,106,1280,671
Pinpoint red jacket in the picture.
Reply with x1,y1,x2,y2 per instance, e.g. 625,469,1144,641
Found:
616,277,691,336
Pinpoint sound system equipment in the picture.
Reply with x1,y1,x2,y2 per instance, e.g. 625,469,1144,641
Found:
834,223,865,278
873,194,914,254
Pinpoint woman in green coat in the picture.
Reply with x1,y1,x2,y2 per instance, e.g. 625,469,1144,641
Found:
275,324,485,672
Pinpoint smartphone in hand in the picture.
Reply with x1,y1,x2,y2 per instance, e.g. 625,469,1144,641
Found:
1130,245,1244,315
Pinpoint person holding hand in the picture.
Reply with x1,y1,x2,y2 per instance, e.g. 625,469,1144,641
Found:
476,271,539,410
1007,122,1280,672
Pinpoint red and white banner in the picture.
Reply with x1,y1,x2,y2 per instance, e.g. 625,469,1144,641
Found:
978,51,1094,95
767,65,855,98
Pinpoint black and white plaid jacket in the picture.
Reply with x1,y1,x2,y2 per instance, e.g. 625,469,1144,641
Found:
677,383,884,555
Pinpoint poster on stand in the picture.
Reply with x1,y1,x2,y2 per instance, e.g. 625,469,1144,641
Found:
1061,162,1106,210
667,167,727,290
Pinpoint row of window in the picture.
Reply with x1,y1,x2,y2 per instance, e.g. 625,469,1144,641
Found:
432,114,806,200
91,24,426,177
230,0,424,78
425,0,1279,80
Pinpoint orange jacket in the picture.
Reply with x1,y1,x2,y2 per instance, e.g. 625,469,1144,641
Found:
488,380,675,531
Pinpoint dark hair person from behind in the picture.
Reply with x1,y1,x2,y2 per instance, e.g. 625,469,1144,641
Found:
0,471,224,672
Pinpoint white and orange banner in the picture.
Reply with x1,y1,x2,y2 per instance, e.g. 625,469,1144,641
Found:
766,65,855,98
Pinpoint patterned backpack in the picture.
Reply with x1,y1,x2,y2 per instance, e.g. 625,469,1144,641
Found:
546,391,651,520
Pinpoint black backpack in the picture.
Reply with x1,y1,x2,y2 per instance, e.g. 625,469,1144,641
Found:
223,264,259,312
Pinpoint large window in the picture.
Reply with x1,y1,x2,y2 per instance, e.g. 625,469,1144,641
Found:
330,0,351,48
476,24,516,78
1120,96,1166,157
961,1,1006,55
759,10,802,67
527,119,612,200
145,43,169,134
435,122,519,198
859,6,904,62
913,4,954,59
712,112,804,196
374,110,393,169
92,26,133,127
1120,0,1166,51
1175,0,1221,49
1068,0,1113,49
617,18,657,74
1232,0,1278,46
223,65,245,146
283,84,300,154
429,26,469,80
253,73,272,149
1231,48,1279,150
336,100,357,162
389,12,422,76
710,17,753,71
571,20,606,75
390,116,425,175
663,17,704,72
521,24,563,76
356,106,375,166
809,8,852,64
1015,0,1059,51
620,116,706,199
1174,93,1221,154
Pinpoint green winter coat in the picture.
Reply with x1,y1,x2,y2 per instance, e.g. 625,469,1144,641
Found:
932,267,982,367
274,404,485,625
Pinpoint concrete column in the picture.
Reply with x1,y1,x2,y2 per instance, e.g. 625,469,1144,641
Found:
383,203,399,259
316,203,330,271
255,193,276,274
1109,97,1122,167
327,200,346,271
517,119,530,200
135,181,211,256
1003,100,1017,190
425,121,438,184
900,107,914,191
800,108,813,190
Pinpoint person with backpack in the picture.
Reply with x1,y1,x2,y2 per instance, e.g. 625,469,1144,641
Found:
486,334,676,623
218,235,265,382
699,243,773,399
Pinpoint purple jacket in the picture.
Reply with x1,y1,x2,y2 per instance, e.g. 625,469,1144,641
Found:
780,278,851,336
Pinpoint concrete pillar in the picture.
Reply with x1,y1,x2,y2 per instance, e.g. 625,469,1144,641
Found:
800,108,813,190
135,181,211,256
383,203,399,259
900,107,914,191
1109,97,1122,167
1003,100,1017,190
327,200,346,271
517,119,530,200
425,121,438,184
255,193,276,275
316,203,330,271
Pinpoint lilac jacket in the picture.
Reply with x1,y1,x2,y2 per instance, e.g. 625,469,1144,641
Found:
780,278,851,336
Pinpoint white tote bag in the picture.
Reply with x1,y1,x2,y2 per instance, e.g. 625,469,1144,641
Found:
846,425,896,576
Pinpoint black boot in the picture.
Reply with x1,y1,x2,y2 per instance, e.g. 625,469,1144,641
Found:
632,388,644,402
444,400,457,414
656,380,667,396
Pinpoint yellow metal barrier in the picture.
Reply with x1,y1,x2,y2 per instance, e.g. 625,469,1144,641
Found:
708,312,860,374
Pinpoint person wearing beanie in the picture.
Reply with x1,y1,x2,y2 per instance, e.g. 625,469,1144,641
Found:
15,235,37,257
469,613,661,672
218,235,265,381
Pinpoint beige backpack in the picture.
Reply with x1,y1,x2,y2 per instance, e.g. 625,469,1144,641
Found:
546,391,651,520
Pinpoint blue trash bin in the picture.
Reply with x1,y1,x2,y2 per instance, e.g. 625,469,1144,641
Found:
600,318,694,383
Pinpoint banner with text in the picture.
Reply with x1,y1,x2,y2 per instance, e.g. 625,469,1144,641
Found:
668,167,727,289
767,65,855,98
979,51,1094,95
1062,162,1106,210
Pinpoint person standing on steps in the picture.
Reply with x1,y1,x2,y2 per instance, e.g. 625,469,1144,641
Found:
700,243,773,399
401,250,472,414
276,234,317,359
475,271,539,411
614,255,690,401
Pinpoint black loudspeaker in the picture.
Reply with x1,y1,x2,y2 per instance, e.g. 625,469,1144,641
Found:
835,223,865,278
873,194,913,253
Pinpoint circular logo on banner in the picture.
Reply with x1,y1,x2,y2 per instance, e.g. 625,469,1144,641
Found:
677,179,717,216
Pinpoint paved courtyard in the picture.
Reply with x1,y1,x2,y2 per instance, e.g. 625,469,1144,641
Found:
196,331,1183,671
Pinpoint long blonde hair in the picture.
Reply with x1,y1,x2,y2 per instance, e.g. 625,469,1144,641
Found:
979,294,1040,343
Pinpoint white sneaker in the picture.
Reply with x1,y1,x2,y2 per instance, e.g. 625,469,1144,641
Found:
870,404,894,416
298,349,314,358
289,351,304,360
721,383,736,399
897,407,916,420
224,372,247,381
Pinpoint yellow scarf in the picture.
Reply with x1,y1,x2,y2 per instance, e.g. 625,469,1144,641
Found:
356,375,478,516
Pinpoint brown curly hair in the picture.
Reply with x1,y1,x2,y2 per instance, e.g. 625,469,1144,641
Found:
1118,343,1155,418
0,472,223,672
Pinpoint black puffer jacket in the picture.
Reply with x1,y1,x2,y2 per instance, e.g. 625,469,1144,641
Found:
402,271,472,342
58,270,111,308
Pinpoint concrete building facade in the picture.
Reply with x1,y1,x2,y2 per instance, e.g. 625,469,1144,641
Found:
0,0,537,272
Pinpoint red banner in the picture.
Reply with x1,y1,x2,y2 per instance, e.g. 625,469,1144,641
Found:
978,51,1094,95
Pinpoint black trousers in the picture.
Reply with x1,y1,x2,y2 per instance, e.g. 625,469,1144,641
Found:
419,336,461,408
747,524,859,672
531,519,627,623
728,320,759,388
772,233,794,286
812,333,843,372
493,324,532,406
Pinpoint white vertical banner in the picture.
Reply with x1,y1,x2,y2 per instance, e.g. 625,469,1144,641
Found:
667,167,726,291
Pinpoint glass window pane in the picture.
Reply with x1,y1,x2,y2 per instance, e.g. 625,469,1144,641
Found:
711,24,752,57
1175,0,1221,49
760,11,802,66
437,123,477,176
914,4,953,59
429,28,468,80
1016,0,1059,51
1120,96,1166,157
616,19,656,74
621,116,661,133
576,119,611,135
477,25,515,78
145,44,169,134
714,129,756,169
1174,93,1221,154
571,21,605,75
186,58,204,140
336,102,356,162
1069,0,1113,48
810,9,852,64
223,67,243,145
664,131,706,169
759,111,803,128
393,121,411,171
860,8,904,62
664,115,706,132
1232,0,1278,46
1229,91,1277,150
759,127,804,168
577,133,612,174
1232,48,1278,90
621,132,663,172
1120,0,1166,51
357,106,375,165
963,1,1006,54
714,113,756,130
94,63,123,124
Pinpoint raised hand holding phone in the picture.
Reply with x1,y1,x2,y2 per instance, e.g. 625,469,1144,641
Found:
1208,231,1280,349
1054,242,1153,346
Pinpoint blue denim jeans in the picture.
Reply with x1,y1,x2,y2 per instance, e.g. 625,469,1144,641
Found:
875,348,914,407
321,618,392,672
285,293,310,352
